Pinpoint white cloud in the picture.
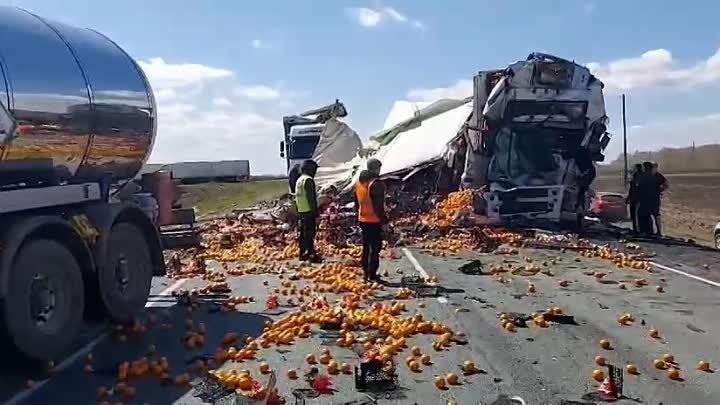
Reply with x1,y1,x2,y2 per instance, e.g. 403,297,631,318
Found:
213,97,233,107
347,7,383,27
587,47,720,93
139,58,293,174
346,6,424,29
138,57,232,90
383,7,407,22
251,39,263,49
406,79,472,102
233,85,281,101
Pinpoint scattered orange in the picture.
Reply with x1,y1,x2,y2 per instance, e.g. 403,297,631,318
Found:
698,361,711,372
626,364,639,375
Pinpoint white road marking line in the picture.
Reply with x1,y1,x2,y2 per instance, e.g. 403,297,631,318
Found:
650,261,720,288
401,248,429,279
4,278,187,405
146,279,188,307
401,248,448,304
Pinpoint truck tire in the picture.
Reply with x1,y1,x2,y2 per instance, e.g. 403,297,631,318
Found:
97,223,152,323
0,239,84,361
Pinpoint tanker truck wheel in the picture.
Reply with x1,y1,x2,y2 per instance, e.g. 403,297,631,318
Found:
0,239,84,361
97,222,153,323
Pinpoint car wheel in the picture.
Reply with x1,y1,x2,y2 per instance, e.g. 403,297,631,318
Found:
715,232,720,250
0,239,85,361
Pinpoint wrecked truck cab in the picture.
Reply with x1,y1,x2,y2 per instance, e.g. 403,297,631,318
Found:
468,52,611,226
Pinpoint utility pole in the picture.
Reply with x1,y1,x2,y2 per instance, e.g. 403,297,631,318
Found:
622,94,628,188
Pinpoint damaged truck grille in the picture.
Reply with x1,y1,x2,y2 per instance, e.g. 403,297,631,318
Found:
488,186,565,220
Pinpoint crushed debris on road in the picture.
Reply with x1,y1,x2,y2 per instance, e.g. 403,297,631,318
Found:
4,189,719,405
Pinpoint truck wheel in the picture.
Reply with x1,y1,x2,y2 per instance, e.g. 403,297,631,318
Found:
98,223,152,323
0,239,84,361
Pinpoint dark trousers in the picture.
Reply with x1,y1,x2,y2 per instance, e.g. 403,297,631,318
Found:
298,214,317,259
360,222,382,279
637,204,655,236
629,202,638,232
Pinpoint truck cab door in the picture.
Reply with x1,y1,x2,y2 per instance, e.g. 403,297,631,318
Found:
470,70,504,153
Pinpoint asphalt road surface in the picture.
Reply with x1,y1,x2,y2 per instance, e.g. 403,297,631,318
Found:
1,238,719,405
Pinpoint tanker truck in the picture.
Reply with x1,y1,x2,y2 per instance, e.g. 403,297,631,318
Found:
0,6,168,360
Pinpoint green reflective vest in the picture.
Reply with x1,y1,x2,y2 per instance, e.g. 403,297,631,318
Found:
295,174,313,213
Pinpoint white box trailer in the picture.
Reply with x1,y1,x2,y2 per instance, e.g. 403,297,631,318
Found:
138,161,250,183
211,160,250,181
171,162,214,182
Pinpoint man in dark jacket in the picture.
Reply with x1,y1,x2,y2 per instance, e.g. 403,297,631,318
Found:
294,160,321,262
650,162,668,236
354,158,387,282
626,163,643,233
636,161,664,236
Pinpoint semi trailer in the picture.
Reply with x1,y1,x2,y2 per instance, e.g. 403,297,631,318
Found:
0,6,168,360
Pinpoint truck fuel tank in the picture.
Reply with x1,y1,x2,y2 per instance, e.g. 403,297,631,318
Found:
0,6,156,187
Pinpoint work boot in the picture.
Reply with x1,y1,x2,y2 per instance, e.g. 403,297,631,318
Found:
308,254,323,264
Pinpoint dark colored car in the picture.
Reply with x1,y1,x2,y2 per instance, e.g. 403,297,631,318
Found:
589,192,628,222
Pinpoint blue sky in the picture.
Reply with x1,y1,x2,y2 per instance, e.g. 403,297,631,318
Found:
5,0,720,174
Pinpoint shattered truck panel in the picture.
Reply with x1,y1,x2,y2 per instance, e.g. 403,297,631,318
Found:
466,52,611,225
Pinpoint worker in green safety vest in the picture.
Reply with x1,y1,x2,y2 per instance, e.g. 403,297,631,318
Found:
295,159,321,263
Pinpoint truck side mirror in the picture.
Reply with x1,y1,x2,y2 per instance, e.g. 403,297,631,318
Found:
280,141,285,158
599,132,611,150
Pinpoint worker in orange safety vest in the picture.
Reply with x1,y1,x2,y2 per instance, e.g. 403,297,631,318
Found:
354,158,387,282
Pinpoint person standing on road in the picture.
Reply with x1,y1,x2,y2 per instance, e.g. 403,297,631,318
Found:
637,161,659,236
650,162,668,236
354,158,387,282
288,163,301,194
626,163,643,233
295,160,321,262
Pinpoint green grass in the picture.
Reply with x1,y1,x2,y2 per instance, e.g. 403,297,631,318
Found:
178,179,288,217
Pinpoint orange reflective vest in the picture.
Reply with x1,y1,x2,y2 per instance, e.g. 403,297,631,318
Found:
355,180,381,224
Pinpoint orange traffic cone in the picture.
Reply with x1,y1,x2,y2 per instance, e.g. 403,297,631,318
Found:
598,376,617,400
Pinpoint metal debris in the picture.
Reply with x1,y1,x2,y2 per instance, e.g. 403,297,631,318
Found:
458,259,484,275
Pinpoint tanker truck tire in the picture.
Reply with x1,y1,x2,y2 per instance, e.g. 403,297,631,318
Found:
98,222,153,323
0,239,84,361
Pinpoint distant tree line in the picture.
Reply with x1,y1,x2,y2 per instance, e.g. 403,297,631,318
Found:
598,144,720,174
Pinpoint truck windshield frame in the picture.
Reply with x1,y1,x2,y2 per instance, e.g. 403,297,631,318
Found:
288,135,321,160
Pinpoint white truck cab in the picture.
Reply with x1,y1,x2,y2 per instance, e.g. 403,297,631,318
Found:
283,124,325,170
281,100,347,173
